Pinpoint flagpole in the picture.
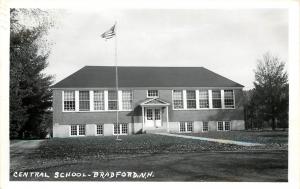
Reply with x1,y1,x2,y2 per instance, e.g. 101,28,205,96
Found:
114,21,121,141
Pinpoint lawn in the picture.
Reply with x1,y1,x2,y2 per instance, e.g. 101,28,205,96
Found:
10,131,288,181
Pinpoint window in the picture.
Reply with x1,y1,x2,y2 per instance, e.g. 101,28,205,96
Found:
224,121,231,131
121,123,128,134
199,90,209,108
217,121,223,131
108,90,118,110
224,90,234,108
186,122,193,132
64,91,75,111
70,125,77,136
79,91,90,111
203,122,209,132
96,124,103,135
217,121,231,131
173,90,184,109
94,90,104,110
122,90,132,110
179,122,186,132
212,90,221,108
146,109,153,120
78,125,86,135
147,90,158,98
186,90,196,109
154,109,160,120
179,122,193,133
70,124,86,136
114,123,128,135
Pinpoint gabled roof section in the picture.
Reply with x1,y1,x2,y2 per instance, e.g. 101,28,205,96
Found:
140,98,170,106
51,66,244,88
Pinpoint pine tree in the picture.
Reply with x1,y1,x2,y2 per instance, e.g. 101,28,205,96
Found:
10,9,53,138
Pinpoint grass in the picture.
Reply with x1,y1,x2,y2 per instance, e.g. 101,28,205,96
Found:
10,131,288,181
32,131,287,161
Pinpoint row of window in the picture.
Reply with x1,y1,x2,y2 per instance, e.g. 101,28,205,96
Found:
70,121,231,136
63,89,235,112
173,90,234,110
64,90,132,111
70,123,129,136
179,121,231,133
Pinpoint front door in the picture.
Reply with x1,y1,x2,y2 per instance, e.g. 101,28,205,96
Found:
145,108,162,127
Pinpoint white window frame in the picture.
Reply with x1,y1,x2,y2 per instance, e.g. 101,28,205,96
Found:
186,90,197,109
224,90,235,109
212,90,222,109
62,90,76,112
70,124,86,136
202,121,209,132
96,124,104,135
107,90,118,111
217,121,231,131
172,90,184,110
147,90,159,98
63,90,134,112
217,121,224,131
198,90,209,109
113,123,129,135
121,90,133,111
79,91,90,111
224,121,231,131
93,90,105,111
179,121,194,133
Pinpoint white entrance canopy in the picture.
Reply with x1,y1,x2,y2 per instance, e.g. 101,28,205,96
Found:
140,98,170,132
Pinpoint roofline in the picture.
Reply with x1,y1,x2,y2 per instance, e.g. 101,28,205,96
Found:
80,65,207,68
51,86,244,90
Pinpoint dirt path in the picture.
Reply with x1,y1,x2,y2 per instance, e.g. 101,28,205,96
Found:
10,140,45,171
155,133,264,146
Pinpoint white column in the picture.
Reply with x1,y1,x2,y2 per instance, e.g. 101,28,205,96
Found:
221,90,225,109
208,90,213,109
142,106,145,132
118,90,122,110
90,90,94,111
195,90,199,109
75,90,79,111
104,90,108,111
183,90,187,109
166,106,169,132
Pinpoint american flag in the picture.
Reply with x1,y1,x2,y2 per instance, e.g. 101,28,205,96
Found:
101,24,116,40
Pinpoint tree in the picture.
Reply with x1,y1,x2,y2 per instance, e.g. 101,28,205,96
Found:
10,9,54,138
251,53,288,130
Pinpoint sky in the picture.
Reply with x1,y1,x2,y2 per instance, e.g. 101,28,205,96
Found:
45,9,288,90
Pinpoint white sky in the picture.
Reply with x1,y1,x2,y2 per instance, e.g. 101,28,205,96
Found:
45,9,288,90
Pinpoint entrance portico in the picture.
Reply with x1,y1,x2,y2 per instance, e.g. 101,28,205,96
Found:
140,98,170,133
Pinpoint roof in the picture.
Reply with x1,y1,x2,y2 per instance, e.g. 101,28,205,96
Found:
51,66,244,88
140,98,170,106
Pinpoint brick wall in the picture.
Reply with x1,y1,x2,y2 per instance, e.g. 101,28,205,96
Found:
53,88,245,137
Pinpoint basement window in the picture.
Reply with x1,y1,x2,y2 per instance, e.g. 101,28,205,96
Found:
113,123,128,135
70,124,86,136
179,122,193,133
217,121,231,131
202,122,209,132
96,124,104,135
